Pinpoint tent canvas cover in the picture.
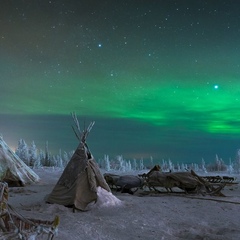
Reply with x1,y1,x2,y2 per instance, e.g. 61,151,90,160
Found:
46,117,111,211
0,136,40,186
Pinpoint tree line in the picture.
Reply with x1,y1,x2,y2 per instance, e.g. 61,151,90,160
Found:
15,139,74,168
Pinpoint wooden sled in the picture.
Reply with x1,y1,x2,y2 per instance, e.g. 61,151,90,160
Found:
0,182,60,240
202,175,237,184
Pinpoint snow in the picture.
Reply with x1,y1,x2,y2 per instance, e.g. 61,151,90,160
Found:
94,187,122,208
7,167,240,240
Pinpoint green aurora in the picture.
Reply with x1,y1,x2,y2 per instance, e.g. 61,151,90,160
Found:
2,74,240,134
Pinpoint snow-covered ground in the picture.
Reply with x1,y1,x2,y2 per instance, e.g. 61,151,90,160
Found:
8,167,240,240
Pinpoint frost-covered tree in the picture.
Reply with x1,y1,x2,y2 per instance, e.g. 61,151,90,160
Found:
150,156,154,168
132,159,137,171
181,163,185,171
216,154,221,171
126,160,132,172
117,155,125,172
193,163,199,172
63,151,70,167
104,154,111,171
52,155,57,167
201,158,207,173
168,159,173,172
56,149,63,168
38,149,45,165
177,163,181,171
15,139,29,165
228,158,234,174
28,141,38,166
234,149,240,173
44,141,51,166
161,159,167,171
69,150,74,158
139,158,144,170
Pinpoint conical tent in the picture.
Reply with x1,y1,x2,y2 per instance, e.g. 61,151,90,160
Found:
0,136,40,186
46,115,111,211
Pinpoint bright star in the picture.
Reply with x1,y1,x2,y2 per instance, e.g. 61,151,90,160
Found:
214,85,219,89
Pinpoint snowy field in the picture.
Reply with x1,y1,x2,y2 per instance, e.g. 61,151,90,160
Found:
8,167,240,240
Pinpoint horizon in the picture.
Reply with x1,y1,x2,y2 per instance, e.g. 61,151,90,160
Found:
1,133,237,168
1,115,239,165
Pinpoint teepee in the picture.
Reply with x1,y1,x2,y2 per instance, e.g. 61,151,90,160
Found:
0,136,40,186
46,113,111,211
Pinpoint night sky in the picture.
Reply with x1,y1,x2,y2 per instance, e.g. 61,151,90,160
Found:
1,0,240,164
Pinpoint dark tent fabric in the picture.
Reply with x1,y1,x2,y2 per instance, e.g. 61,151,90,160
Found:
46,124,110,211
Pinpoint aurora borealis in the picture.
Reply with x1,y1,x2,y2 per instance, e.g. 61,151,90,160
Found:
1,1,240,164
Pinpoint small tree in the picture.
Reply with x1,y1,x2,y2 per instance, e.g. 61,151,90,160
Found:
38,149,45,166
201,158,207,173
139,158,144,170
234,149,240,173
28,141,38,167
63,151,70,167
132,159,137,171
44,141,51,166
104,154,111,171
15,139,29,165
